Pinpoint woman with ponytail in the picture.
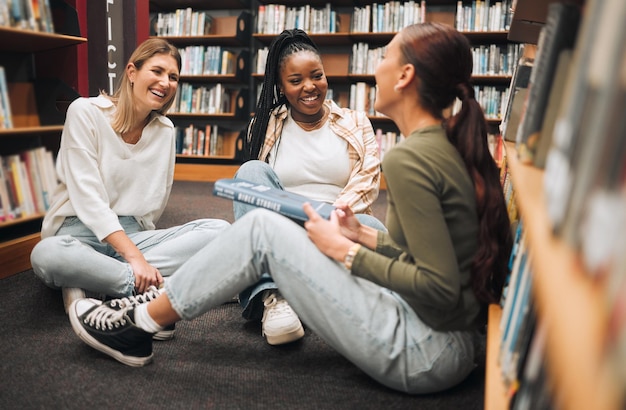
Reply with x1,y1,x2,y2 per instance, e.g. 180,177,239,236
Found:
68,23,513,394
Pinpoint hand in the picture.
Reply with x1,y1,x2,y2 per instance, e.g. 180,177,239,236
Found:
303,203,353,262
333,202,362,242
130,259,164,293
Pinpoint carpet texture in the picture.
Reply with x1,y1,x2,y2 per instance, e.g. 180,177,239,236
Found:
0,181,485,409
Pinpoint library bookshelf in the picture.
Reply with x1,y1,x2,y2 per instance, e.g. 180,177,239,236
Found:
485,143,622,410
0,5,88,278
143,0,514,182
484,0,626,407
148,1,252,173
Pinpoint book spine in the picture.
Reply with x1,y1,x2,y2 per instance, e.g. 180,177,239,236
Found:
515,3,581,164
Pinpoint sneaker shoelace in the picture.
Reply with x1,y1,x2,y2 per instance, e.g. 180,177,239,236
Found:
83,304,129,331
109,286,162,309
263,295,294,319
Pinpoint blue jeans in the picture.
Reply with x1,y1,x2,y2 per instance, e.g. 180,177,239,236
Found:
166,209,476,394
233,160,386,320
30,216,230,297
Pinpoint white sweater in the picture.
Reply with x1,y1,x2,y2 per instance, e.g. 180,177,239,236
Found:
41,95,176,240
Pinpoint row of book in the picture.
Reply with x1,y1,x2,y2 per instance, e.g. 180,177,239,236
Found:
253,79,505,123
0,66,12,129
349,43,386,76
375,129,405,161
511,0,626,277
169,83,233,116
254,42,519,78
472,43,522,77
152,8,213,37
348,82,379,117
179,46,238,76
256,1,513,35
496,0,626,406
175,124,228,158
256,3,339,35
496,220,555,409
540,2,626,402
474,85,507,120
0,0,54,33
351,1,427,33
455,0,513,32
450,85,508,121
0,146,57,222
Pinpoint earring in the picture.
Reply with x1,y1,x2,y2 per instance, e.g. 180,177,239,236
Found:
131,82,134,88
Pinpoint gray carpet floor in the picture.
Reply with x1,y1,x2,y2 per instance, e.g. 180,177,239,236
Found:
0,181,485,409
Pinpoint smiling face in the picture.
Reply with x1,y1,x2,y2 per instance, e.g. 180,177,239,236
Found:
279,50,328,122
128,53,180,116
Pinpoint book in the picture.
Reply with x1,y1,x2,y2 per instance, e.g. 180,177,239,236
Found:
515,2,581,164
500,56,533,142
0,66,13,129
510,319,553,410
212,178,335,222
531,49,573,169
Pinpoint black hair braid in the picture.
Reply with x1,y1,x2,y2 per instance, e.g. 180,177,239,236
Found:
244,29,321,161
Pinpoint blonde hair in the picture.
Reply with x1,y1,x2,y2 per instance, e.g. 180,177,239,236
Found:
103,38,181,134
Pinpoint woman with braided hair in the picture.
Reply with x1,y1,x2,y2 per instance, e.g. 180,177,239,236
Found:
233,28,383,346
68,23,513,394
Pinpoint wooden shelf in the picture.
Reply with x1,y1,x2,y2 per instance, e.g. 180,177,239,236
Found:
0,233,40,279
0,125,64,137
0,26,86,52
485,304,510,410
502,142,620,410
174,163,239,182
156,34,247,47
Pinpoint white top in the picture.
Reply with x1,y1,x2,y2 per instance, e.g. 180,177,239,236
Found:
270,113,351,203
41,95,176,240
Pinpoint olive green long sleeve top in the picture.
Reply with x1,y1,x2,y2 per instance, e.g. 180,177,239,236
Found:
351,125,483,331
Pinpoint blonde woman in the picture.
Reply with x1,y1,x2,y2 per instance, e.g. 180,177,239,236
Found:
31,39,230,341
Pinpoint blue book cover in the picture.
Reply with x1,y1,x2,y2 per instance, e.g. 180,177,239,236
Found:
213,178,336,222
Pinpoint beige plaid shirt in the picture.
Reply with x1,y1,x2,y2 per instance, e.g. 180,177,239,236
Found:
252,99,380,215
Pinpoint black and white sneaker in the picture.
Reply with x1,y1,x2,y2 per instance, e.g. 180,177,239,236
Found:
68,299,154,367
106,286,175,341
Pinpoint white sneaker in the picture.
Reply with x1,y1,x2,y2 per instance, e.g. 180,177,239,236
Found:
261,291,304,345
62,288,86,314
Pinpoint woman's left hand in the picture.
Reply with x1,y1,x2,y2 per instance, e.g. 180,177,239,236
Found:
303,203,353,262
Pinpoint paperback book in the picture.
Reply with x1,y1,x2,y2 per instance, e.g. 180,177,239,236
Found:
213,178,335,222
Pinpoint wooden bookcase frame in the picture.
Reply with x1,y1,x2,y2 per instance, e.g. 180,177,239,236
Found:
0,3,88,278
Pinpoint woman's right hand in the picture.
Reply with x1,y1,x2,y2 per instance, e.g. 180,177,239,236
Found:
104,230,164,293
129,258,163,293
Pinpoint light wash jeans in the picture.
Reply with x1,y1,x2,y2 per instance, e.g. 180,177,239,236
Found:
166,209,476,394
30,216,230,297
233,160,386,320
